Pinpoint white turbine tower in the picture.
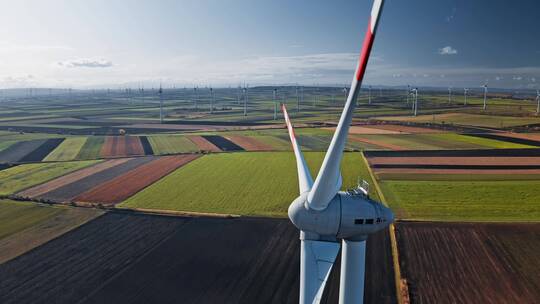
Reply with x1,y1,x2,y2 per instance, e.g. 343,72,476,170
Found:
406,84,411,104
483,83,488,110
243,85,248,117
536,90,540,115
412,88,418,116
273,88,278,120
283,1,393,303
158,83,164,123
210,87,214,114
464,88,469,106
448,87,452,104
368,85,372,105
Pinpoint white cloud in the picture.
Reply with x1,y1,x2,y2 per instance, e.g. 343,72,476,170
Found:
438,46,458,55
57,58,113,68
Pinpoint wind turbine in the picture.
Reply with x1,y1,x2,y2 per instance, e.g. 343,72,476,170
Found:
210,87,214,114
158,83,164,123
448,87,452,104
406,85,410,104
464,88,469,106
283,1,393,303
243,85,248,116
273,88,278,120
483,83,488,110
412,88,418,116
368,85,372,105
536,90,540,115
296,86,300,113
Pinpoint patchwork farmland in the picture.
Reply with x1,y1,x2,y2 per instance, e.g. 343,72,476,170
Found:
2,86,540,303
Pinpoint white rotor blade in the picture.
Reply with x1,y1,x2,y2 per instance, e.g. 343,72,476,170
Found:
307,0,384,210
282,104,314,194
339,240,366,304
300,238,340,304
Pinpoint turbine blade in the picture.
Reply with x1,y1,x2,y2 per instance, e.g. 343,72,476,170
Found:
308,0,384,210
282,104,313,194
338,240,366,304
300,238,340,304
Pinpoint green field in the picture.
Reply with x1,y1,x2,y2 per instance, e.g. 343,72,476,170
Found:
76,136,105,159
0,200,63,239
148,135,199,154
379,180,540,221
425,133,533,149
44,137,88,161
377,113,540,128
120,151,377,217
0,160,98,195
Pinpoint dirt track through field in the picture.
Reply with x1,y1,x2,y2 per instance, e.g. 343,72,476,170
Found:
0,214,395,304
396,222,540,304
368,156,540,166
364,124,442,134
74,155,200,205
100,136,145,158
468,133,540,147
37,157,155,203
187,135,221,152
225,135,273,151
17,159,130,198
374,168,540,175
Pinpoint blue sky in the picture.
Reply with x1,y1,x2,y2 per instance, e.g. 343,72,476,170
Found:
0,0,538,89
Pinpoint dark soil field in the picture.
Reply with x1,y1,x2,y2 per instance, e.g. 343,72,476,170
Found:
17,159,130,198
139,136,154,155
0,213,395,304
37,157,155,203
202,135,245,151
74,155,200,205
18,138,65,162
0,139,48,163
101,136,145,158
187,135,221,152
395,222,540,304
225,135,273,151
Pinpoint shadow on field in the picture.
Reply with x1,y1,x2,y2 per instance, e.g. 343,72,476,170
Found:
0,212,395,304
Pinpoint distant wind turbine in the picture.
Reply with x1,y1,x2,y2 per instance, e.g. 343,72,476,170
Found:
464,88,469,106
483,84,488,110
536,90,540,114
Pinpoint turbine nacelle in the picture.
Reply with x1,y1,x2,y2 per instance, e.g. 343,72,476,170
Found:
288,192,394,242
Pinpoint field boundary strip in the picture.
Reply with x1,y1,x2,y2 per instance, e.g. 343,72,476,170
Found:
361,152,408,304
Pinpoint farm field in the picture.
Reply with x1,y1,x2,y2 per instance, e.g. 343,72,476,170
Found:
36,157,155,203
379,179,540,221
43,137,87,161
75,155,199,205
377,112,540,128
121,152,378,216
147,135,199,154
187,135,221,152
225,135,274,151
0,139,49,163
0,200,102,264
100,136,146,158
76,136,105,159
396,222,540,304
0,212,395,304
0,160,98,195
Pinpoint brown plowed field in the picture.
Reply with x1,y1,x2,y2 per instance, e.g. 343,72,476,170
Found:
100,136,145,158
364,124,442,134
0,214,395,304
74,155,200,205
187,135,221,152
396,222,540,304
225,135,273,151
368,156,540,166
350,136,406,150
17,159,130,198
499,132,540,141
